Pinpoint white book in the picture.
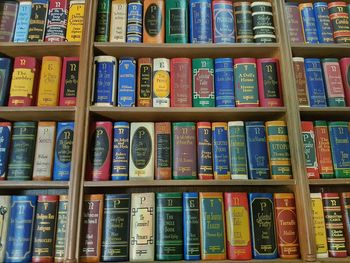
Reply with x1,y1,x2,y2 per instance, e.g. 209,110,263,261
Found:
109,0,127,42
153,58,170,107
0,196,11,262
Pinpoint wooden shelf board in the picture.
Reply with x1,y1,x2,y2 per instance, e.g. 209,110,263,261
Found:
299,107,350,121
0,181,69,189
291,43,350,58
309,179,350,185
96,260,302,263
317,257,350,262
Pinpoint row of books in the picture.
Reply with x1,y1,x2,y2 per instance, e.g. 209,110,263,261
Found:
293,57,350,107
301,121,350,179
95,0,276,44
0,195,67,263
285,2,350,44
0,0,85,42
0,56,79,107
0,121,74,181
80,192,299,262
311,192,350,258
87,121,292,181
93,56,283,108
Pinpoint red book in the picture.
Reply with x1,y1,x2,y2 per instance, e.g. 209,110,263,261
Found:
257,58,283,107
301,121,319,179
340,58,350,106
274,193,300,259
224,192,252,260
340,192,350,255
45,0,69,42
59,57,79,106
170,58,192,107
86,122,113,181
155,122,171,180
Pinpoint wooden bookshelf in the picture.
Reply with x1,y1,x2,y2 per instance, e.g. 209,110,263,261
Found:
299,107,350,120
291,43,350,58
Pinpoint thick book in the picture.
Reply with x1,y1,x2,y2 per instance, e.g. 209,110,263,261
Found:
170,58,192,107
143,0,165,43
5,196,37,263
0,196,10,262
111,122,130,180
189,0,213,43
7,122,37,181
129,122,154,180
117,58,136,107
183,192,200,260
54,195,68,262
45,0,69,42
199,192,226,260
165,0,188,43
13,1,32,42
66,0,85,42
59,57,79,106
251,2,276,43
301,121,319,179
214,58,234,107
129,192,155,262
172,122,196,179
32,195,59,263
340,193,350,255
292,57,309,107
299,3,319,43
340,58,350,106
212,122,230,180
328,2,350,43
212,0,235,43
0,1,18,42
192,58,215,107
109,0,127,43
233,2,253,43
102,194,130,262
137,58,152,107
0,122,11,180
304,58,327,107
313,2,334,43
27,0,49,42
234,58,259,107
126,0,143,43
32,122,56,181
156,192,183,260
153,58,170,107
95,0,111,42
197,122,213,180
284,2,304,43
249,193,277,259
0,57,12,106
224,192,252,260
155,122,171,180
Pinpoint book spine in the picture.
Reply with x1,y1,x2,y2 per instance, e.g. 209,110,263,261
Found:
313,2,334,43
328,2,350,43
304,58,327,107
137,58,152,107
13,1,32,42
117,58,136,107
95,0,111,42
340,193,350,255
129,192,155,261
234,58,259,107
228,121,248,179
45,0,69,42
112,122,130,180
340,58,350,106
59,57,79,106
153,58,170,107
224,192,252,260
0,1,18,42
212,122,230,180
197,122,213,179
143,0,165,43
0,122,11,180
7,122,37,181
292,57,310,107
165,0,188,43
234,2,253,43
66,0,85,42
284,3,305,43
155,122,171,180
192,58,215,107
245,121,270,179
212,0,235,43
32,122,56,181
27,0,49,42
109,0,127,42
301,121,320,179
0,196,11,262
32,195,59,263
101,194,130,262
129,122,154,180
299,3,319,43
214,58,235,107
170,58,192,107
156,193,183,260
54,195,68,262
189,0,212,43
126,0,143,43
0,58,13,106
251,1,276,43
53,122,74,181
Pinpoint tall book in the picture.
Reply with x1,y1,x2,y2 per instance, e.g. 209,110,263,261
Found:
284,3,304,43
143,0,165,43
340,193,350,255
199,192,226,260
328,2,350,43
155,122,171,180
117,58,136,107
54,195,68,262
95,0,111,42
13,1,32,42
214,58,234,107
189,0,213,43
165,0,188,43
27,0,49,42
137,58,152,107
192,58,215,107
304,58,327,107
66,0,85,42
301,121,319,179
313,2,334,43
299,3,319,43
59,57,79,106
212,122,230,180
233,2,253,43
111,122,130,180
0,196,10,262
126,0,143,43
251,1,276,43
45,0,69,42
224,192,252,260
156,193,183,260
292,57,309,107
212,0,235,43
340,58,350,106
170,58,192,107
109,0,127,42
0,122,11,180
0,57,12,106
129,193,155,262
0,1,18,42
153,58,170,107
197,122,213,180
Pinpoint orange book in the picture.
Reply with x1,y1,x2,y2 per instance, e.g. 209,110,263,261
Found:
143,0,165,43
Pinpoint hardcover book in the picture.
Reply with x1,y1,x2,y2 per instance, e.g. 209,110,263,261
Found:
165,0,188,43
0,196,10,262
95,0,111,42
233,2,253,43
301,121,319,179
328,2,350,43
304,58,327,107
170,58,192,107
153,58,170,107
45,0,69,42
340,193,350,255
118,58,136,107
313,2,334,43
13,1,32,42
66,0,85,42
109,0,127,42
212,122,230,180
155,122,171,180
0,122,11,180
54,195,68,262
192,58,215,107
299,3,319,43
126,0,143,43
59,57,79,106
0,1,18,42
214,58,234,107
251,1,276,43
137,58,152,107
27,0,49,42
340,58,350,106
197,122,213,180
212,0,235,43
0,57,12,106
143,0,165,43
292,57,309,107
112,122,130,180
189,0,213,43
284,2,304,43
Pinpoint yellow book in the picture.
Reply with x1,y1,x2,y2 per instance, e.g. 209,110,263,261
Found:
37,56,62,106
66,0,85,42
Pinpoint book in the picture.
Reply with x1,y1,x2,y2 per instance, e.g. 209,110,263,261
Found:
117,58,136,107
340,58,350,106
155,122,171,180
328,2,350,43
245,121,270,179
165,0,188,43
5,196,37,263
197,122,213,180
95,0,111,42
274,193,300,259
7,122,37,181
292,57,309,107
214,58,234,107
143,0,165,43
183,192,200,260
212,0,235,43
53,122,74,181
170,58,192,107
340,193,350,255
299,3,319,44
137,58,152,107
32,122,56,181
249,193,277,259
45,0,69,42
0,1,18,42
192,58,215,107
0,196,10,262
32,195,59,263
37,56,62,106
284,2,304,43
304,58,327,107
27,0,49,42
54,195,68,262
0,122,11,180
301,121,319,179
228,121,248,180
129,192,155,262
129,122,154,180
153,58,170,107
233,2,253,43
80,194,104,263
266,121,292,179
109,0,127,42
59,57,79,106
212,122,230,180
111,122,130,180
251,1,276,43
126,0,143,43
13,1,32,42
234,58,259,107
101,194,130,262
0,57,12,106
313,2,334,43
189,0,212,43
224,192,252,260
66,0,85,42
156,192,183,260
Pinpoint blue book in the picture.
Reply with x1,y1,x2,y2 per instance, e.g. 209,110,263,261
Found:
126,0,143,43
300,4,319,44
53,122,74,181
249,193,277,259
183,192,200,260
189,0,213,43
245,121,270,179
0,123,11,179
212,1,235,43
304,58,327,107
13,1,32,42
111,122,130,180
5,195,37,263
313,2,334,43
117,58,136,107
0,57,12,106
212,122,230,179
214,58,235,107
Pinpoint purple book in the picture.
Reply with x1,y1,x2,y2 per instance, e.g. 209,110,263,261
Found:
285,2,304,43
0,1,18,42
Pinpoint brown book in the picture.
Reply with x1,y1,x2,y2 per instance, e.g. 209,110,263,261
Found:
292,57,309,107
155,122,171,180
137,58,153,107
143,0,165,43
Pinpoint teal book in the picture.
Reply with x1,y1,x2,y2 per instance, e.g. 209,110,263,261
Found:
165,0,188,43
95,0,111,42
192,58,215,107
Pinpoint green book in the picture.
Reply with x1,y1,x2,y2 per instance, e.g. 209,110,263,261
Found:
165,0,188,43
192,58,215,107
95,0,111,42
